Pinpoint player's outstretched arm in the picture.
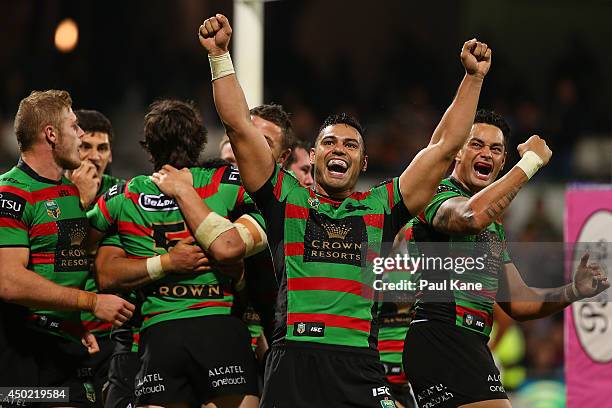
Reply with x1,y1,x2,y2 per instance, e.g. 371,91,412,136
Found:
198,14,275,193
399,39,491,216
433,136,552,235
151,165,267,264
0,247,134,326
497,253,610,321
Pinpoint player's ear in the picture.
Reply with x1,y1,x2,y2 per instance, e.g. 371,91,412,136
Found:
309,148,316,165
44,124,57,147
279,148,291,166
361,154,368,172
500,151,507,172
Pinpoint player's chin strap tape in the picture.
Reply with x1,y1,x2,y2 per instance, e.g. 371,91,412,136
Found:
516,151,544,179
209,52,235,81
195,212,236,251
234,214,268,258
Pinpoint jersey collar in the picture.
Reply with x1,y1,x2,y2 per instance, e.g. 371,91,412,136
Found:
17,158,63,185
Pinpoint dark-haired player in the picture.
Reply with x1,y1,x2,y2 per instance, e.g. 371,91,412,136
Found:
284,140,314,188
199,14,492,407
0,90,133,405
403,109,609,407
89,99,266,407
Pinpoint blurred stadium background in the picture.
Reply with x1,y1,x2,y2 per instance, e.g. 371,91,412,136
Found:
1,1,611,406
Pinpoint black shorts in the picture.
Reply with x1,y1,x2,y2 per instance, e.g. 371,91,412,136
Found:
0,328,98,407
135,315,258,406
403,321,507,407
261,342,398,408
82,336,113,408
104,351,140,408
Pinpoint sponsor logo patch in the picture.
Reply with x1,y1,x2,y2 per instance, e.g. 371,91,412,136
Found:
293,321,325,337
145,283,223,299
303,211,367,267
138,193,178,212
55,218,89,272
462,313,486,332
0,192,26,219
221,166,241,185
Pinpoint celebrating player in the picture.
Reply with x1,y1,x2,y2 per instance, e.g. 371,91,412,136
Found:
198,14,491,407
89,99,267,407
403,109,609,407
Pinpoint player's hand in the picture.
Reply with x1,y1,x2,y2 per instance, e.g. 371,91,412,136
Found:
67,160,101,208
151,164,194,198
167,236,212,274
517,135,552,166
573,252,610,299
93,294,135,327
460,38,492,79
198,14,232,56
81,331,100,355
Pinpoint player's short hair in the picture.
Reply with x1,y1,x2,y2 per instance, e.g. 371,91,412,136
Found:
14,90,72,152
283,139,311,169
75,109,114,145
250,104,294,150
474,109,511,150
140,99,208,170
317,113,366,154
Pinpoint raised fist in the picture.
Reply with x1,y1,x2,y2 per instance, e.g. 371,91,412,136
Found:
198,14,232,56
460,39,492,79
517,135,552,166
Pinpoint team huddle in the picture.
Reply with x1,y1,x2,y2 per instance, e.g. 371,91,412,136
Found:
0,14,608,408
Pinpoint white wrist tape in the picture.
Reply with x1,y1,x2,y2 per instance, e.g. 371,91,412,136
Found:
195,212,235,251
209,52,235,81
146,255,166,281
516,151,544,179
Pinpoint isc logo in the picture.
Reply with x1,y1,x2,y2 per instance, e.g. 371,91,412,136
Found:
476,321,484,328
310,326,322,333
372,386,391,397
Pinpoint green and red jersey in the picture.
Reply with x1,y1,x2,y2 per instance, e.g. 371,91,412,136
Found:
243,306,263,351
252,166,412,350
88,165,262,332
378,309,410,385
408,177,511,338
82,173,126,337
0,160,90,342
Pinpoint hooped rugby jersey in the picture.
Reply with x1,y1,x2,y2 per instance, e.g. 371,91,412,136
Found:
252,165,411,350
88,165,263,331
407,177,511,338
0,160,90,342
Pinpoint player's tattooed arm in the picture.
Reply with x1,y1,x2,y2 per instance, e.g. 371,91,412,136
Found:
198,14,275,193
399,39,491,216
497,255,609,321
433,136,552,235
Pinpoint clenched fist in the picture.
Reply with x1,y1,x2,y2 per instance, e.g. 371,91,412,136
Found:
93,294,135,327
460,39,492,79
198,14,232,56
517,135,552,166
